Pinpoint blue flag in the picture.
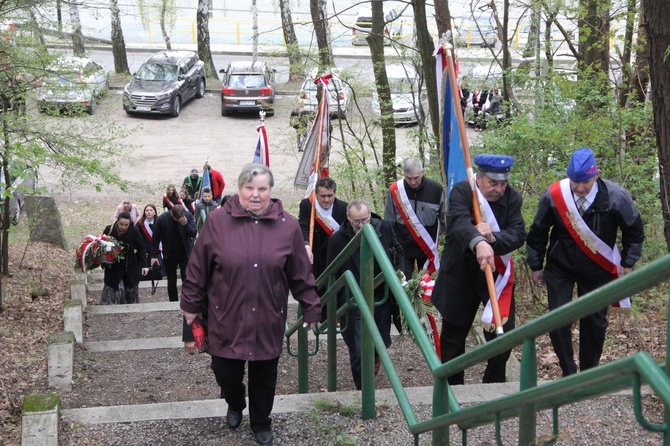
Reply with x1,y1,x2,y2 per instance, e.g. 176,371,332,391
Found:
442,66,467,198
200,164,211,198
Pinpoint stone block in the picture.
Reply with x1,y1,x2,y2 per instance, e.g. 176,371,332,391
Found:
74,271,88,284
63,300,83,343
48,332,75,392
21,393,60,446
70,281,87,310
24,195,67,250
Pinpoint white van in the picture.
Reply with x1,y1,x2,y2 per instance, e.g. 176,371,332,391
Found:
371,63,422,125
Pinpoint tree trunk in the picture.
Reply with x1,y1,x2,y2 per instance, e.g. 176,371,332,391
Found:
433,0,452,41
628,2,649,105
369,0,395,187
310,0,334,70
412,0,439,139
252,0,258,63
69,2,85,56
160,0,171,50
197,0,217,78
1,155,10,275
110,0,130,74
522,7,539,59
643,0,670,249
578,0,611,104
279,0,303,81
617,0,636,108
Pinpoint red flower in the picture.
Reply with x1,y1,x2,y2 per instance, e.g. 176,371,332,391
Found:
105,252,116,262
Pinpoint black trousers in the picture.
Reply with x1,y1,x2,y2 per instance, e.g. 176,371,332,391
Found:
439,298,515,385
210,355,279,433
339,301,392,390
544,263,611,376
163,253,188,302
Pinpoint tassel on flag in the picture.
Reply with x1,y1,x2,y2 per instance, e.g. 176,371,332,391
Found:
253,111,270,167
294,73,332,196
435,44,467,199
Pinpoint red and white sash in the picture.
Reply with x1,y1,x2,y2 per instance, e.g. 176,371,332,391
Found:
309,195,340,236
476,187,515,325
549,179,630,308
390,180,440,273
163,194,174,210
138,220,162,254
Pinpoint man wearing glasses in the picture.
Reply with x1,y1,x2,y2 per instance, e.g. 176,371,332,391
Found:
326,199,404,390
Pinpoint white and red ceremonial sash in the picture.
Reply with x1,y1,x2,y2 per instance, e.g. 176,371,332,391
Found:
177,198,194,213
162,194,174,210
549,179,630,308
309,195,339,236
476,187,514,325
390,180,440,273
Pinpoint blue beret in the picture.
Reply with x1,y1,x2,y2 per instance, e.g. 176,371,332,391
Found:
474,154,515,180
567,148,599,182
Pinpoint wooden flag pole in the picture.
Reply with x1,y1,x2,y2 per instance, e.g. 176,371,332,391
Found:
444,50,504,335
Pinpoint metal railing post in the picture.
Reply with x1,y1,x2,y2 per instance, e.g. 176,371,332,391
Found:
327,275,338,391
518,338,537,444
360,228,376,420
297,305,309,393
432,378,450,445
665,291,670,445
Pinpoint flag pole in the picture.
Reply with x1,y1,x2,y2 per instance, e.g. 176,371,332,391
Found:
308,77,328,251
444,48,504,335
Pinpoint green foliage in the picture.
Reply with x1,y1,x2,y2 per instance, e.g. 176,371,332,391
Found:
313,397,359,417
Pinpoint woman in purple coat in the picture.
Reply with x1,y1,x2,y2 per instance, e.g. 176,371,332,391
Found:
180,163,321,446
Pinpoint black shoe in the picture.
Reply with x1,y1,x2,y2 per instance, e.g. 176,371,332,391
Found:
255,430,273,445
226,408,242,429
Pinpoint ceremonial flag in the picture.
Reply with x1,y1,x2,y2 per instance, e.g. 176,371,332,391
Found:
435,44,467,198
253,122,270,167
199,163,211,198
294,74,332,195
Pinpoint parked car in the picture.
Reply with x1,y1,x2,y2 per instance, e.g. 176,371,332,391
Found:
299,68,351,119
453,20,498,48
219,61,276,116
35,56,108,115
123,50,206,117
371,63,422,125
351,8,398,46
0,164,37,225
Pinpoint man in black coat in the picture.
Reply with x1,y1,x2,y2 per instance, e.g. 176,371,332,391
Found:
327,199,404,390
151,205,197,302
526,147,644,376
432,154,526,385
298,178,348,319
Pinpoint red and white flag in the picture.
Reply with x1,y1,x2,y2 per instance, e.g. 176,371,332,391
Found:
253,122,270,167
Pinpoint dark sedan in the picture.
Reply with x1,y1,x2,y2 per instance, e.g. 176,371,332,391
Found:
123,50,206,117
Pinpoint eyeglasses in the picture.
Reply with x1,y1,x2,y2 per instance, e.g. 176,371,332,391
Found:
350,217,371,225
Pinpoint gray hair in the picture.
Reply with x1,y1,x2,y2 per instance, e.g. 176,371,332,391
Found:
347,198,370,215
402,158,423,174
238,163,274,189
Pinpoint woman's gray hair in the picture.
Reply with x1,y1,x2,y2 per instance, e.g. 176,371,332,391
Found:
238,163,275,189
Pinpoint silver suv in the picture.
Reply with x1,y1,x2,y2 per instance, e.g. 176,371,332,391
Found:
123,50,206,117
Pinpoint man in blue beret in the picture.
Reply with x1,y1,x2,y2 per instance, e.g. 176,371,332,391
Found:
526,147,644,376
432,154,527,385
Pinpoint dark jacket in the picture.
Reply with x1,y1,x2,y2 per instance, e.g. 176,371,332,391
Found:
151,209,197,260
431,180,526,326
183,174,202,199
180,195,321,360
194,199,219,233
298,197,348,281
526,177,644,274
327,213,404,301
102,223,147,289
383,177,445,258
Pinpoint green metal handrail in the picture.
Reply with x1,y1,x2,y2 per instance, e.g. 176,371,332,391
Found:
284,224,670,445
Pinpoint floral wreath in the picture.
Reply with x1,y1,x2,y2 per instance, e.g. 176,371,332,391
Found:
74,234,124,272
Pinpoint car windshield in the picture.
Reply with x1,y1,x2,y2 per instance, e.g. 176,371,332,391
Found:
389,78,414,94
228,74,266,88
136,63,178,82
302,78,343,93
44,71,80,85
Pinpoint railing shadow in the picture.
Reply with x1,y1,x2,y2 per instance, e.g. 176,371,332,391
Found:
285,224,670,445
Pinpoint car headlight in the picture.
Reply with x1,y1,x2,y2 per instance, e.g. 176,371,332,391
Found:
156,89,175,99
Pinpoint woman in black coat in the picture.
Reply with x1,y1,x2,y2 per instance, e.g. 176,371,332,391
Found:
100,211,149,304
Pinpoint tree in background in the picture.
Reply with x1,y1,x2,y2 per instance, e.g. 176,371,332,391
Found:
412,0,439,139
196,0,217,78
68,0,85,56
643,0,670,250
310,0,334,70
279,0,303,81
110,0,130,74
138,0,176,50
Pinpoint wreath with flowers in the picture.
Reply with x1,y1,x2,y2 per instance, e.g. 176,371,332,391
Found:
399,270,441,359
74,234,124,272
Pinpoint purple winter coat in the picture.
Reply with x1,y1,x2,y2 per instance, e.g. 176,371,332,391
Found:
180,194,321,361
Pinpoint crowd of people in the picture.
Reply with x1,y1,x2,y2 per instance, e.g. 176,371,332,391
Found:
92,149,643,445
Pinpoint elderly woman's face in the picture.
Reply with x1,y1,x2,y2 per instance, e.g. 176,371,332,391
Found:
239,173,271,213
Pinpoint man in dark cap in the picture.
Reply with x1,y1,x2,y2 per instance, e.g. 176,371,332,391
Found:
183,168,202,199
526,147,644,376
432,154,527,385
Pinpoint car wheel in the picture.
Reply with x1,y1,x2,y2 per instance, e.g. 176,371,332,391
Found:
221,102,228,116
125,110,133,115
86,98,94,115
170,96,181,117
195,78,205,98
265,108,274,117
